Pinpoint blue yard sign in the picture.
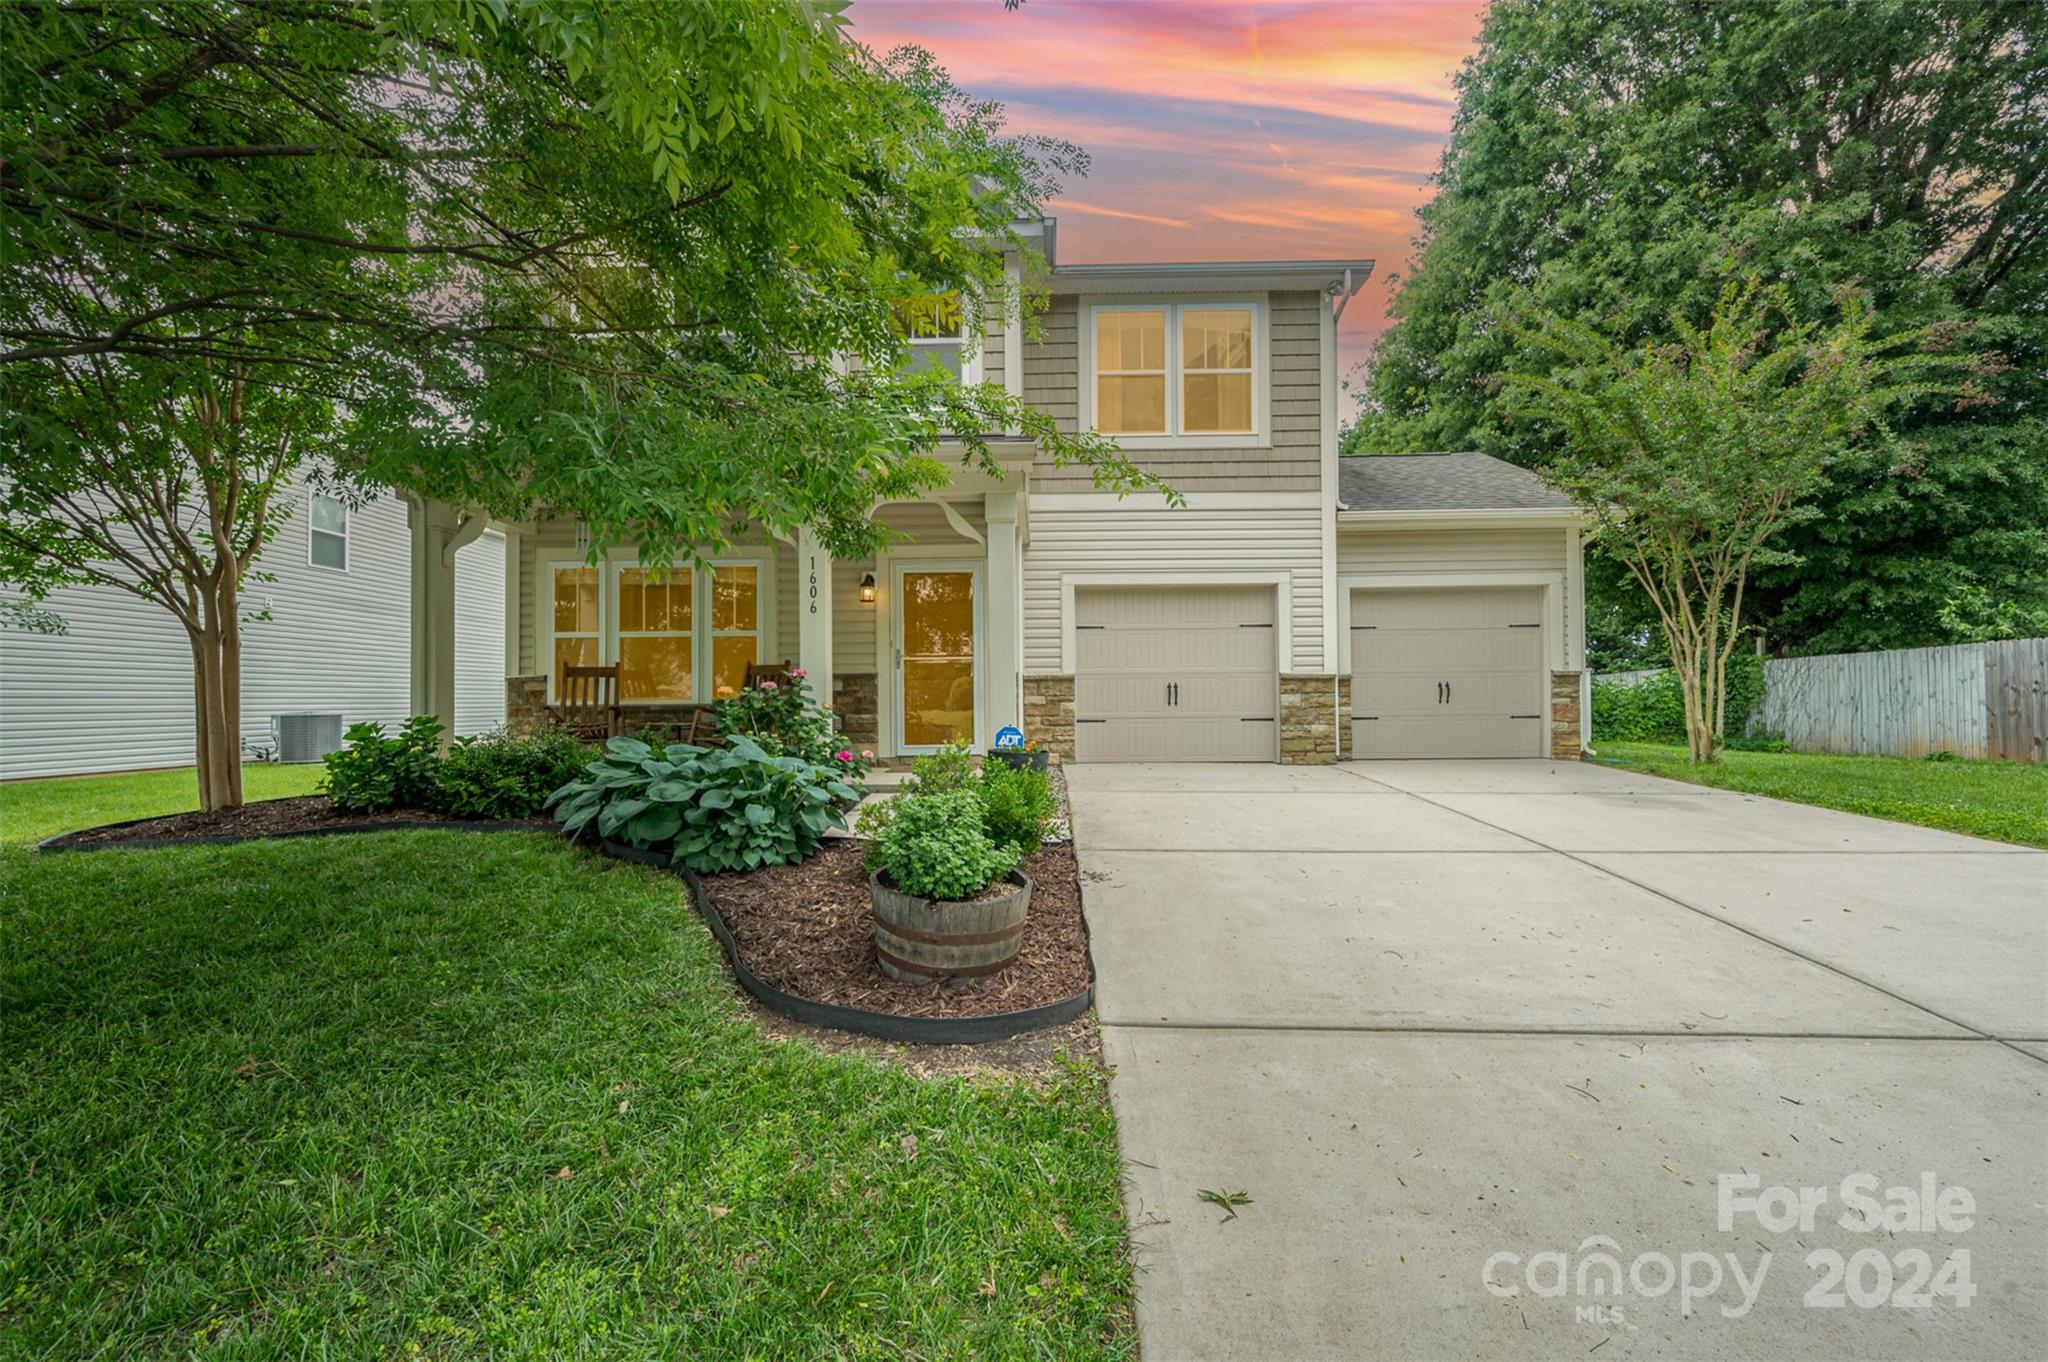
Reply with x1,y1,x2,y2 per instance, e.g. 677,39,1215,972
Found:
993,725,1026,750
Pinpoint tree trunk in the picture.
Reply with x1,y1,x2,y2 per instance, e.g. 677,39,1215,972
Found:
185,576,245,812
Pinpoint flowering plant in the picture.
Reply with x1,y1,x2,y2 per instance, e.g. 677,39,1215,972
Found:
713,669,871,780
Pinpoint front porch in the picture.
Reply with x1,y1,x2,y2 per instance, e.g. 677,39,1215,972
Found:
407,461,1034,760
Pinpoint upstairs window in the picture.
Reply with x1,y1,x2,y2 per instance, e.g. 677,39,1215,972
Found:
893,292,980,382
1090,302,1260,439
308,492,349,569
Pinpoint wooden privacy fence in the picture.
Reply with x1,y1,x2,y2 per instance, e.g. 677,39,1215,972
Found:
1759,638,2046,761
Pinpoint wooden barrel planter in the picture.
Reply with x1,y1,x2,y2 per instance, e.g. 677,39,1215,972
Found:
870,870,1033,984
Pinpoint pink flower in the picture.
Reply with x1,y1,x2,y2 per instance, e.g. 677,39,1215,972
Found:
758,680,779,692
835,749,853,762
860,750,875,760
789,666,808,677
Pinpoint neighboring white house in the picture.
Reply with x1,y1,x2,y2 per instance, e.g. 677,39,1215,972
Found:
429,218,1588,766
0,485,507,780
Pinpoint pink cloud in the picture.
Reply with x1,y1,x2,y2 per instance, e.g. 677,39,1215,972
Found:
849,0,1485,371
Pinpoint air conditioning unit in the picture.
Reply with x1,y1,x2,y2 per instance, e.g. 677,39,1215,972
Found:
273,711,344,764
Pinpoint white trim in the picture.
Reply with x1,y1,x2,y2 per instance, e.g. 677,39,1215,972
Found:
1031,490,1320,512
1049,260,1374,294
1002,256,1024,405
1337,507,1582,529
1078,296,1270,449
1564,526,1585,672
308,491,351,571
496,525,521,679
1318,293,1339,677
891,558,986,756
533,547,778,705
936,498,986,547
1058,570,1292,675
1337,572,1567,676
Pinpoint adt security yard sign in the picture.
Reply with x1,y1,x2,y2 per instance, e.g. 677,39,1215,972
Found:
993,726,1026,750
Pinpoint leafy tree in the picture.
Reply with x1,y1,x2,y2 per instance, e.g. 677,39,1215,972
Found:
1502,280,1968,762
1,0,1156,810
1353,0,2048,654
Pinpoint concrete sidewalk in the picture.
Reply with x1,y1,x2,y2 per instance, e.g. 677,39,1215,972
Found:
1071,760,2048,1361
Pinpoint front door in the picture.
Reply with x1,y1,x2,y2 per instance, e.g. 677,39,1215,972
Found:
895,563,980,752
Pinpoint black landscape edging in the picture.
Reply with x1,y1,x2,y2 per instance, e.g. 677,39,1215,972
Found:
38,811,556,853
30,804,1093,1046
599,838,1095,1046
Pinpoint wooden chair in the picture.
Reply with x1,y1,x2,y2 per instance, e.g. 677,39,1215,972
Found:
744,661,796,689
547,665,622,741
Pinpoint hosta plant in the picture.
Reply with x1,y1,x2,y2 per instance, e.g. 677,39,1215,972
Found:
547,735,862,874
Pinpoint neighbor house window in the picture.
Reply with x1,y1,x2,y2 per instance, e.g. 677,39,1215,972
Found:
893,292,979,382
709,565,760,697
550,565,601,690
1091,302,1259,437
308,492,349,569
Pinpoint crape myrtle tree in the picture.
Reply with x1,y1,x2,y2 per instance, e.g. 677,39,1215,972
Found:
1349,0,2048,656
1502,279,1977,763
0,0,1159,811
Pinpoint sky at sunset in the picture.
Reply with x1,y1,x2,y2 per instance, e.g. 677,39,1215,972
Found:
847,0,1490,375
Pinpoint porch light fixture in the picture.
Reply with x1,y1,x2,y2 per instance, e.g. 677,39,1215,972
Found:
859,572,877,604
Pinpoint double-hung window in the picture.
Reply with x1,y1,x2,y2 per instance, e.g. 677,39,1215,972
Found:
308,492,350,569
893,292,982,383
544,558,767,703
1089,302,1260,439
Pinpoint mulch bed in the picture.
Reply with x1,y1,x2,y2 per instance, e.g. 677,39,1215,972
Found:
43,796,551,848
699,840,1091,1019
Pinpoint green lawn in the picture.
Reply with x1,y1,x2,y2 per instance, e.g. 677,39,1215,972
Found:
0,772,1133,1359
0,763,327,847
1592,742,2048,849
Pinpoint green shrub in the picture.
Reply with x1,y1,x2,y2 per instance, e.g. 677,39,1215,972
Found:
977,760,1055,857
868,790,1019,901
321,716,444,812
547,734,862,874
1591,652,1766,743
428,726,595,820
714,669,872,779
907,743,976,795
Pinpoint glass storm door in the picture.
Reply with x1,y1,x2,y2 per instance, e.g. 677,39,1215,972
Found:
896,564,979,751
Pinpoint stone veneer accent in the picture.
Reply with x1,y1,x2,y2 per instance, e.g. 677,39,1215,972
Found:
506,675,547,736
504,675,711,740
1021,674,1076,762
1550,669,1584,760
1334,675,1354,760
832,672,878,749
1279,674,1344,765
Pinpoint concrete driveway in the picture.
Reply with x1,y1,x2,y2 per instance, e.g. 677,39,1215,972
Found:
1071,759,2048,1361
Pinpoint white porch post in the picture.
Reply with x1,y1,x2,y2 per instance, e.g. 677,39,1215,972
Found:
408,497,480,742
796,526,834,710
500,524,522,679
984,492,1022,740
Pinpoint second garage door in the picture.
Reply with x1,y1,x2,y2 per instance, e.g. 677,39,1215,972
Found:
1075,586,1276,762
1351,586,1546,758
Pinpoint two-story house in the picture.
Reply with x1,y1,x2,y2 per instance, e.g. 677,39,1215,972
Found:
432,218,1586,766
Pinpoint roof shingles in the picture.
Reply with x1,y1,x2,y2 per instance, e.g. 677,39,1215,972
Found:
1336,452,1575,513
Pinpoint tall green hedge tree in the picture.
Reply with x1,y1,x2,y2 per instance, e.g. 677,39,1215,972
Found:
1503,280,1972,762
1,1,1156,810
1351,0,2048,658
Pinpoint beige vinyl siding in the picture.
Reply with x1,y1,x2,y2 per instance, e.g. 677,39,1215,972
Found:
1337,526,1568,578
1021,290,1324,493
983,309,1004,389
1023,504,1326,672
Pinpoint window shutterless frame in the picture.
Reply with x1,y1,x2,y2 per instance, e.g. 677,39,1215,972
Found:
1080,297,1268,447
536,550,775,705
307,492,350,571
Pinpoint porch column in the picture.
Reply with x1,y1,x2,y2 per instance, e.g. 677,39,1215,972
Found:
796,526,834,711
408,497,483,742
984,492,1022,740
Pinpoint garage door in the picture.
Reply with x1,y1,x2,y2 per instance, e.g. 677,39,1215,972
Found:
1351,587,1545,758
1075,586,1276,762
